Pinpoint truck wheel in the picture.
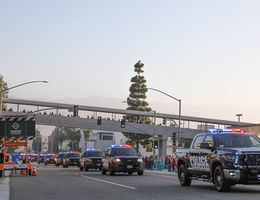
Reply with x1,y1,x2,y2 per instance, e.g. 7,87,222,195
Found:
178,164,191,186
214,166,231,192
128,172,133,175
0,170,2,177
109,166,115,176
101,168,107,175
137,171,144,176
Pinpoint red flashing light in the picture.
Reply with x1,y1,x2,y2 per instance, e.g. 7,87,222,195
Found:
228,128,245,133
124,145,131,148
97,149,101,151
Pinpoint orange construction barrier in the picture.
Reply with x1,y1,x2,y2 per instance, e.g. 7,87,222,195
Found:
32,165,37,176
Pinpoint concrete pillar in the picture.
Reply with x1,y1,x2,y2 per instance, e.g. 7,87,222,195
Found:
158,135,168,160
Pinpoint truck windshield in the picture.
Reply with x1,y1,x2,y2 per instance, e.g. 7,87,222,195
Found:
215,134,260,148
68,154,80,158
86,152,103,157
111,148,137,156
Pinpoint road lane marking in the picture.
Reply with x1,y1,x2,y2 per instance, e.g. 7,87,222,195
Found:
145,173,178,179
81,175,136,190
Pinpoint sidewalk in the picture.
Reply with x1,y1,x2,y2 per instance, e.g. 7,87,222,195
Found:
0,177,10,200
144,169,177,176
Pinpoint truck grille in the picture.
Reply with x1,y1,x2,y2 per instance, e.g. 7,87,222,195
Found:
246,154,260,168
119,158,138,165
91,158,102,164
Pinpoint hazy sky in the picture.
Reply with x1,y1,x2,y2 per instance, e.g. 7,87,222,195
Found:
1,0,260,123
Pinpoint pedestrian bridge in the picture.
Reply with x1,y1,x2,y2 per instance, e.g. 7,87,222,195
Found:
2,111,201,139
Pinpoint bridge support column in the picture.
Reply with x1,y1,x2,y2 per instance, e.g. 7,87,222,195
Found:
158,135,167,160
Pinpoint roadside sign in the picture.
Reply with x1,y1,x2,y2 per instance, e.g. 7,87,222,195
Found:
0,116,35,138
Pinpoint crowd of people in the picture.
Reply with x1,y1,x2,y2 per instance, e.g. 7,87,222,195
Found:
143,155,175,172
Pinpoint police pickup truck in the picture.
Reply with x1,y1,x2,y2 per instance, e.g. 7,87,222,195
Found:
175,128,260,192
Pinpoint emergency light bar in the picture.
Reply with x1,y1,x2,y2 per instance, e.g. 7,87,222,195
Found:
208,128,245,134
111,145,131,148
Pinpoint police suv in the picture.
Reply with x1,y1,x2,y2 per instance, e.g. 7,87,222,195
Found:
63,152,80,168
175,128,260,192
101,145,144,176
80,149,102,171
55,152,65,167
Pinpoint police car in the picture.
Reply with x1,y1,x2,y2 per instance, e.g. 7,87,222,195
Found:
55,152,65,167
79,149,103,171
63,152,80,168
175,128,260,192
38,153,47,164
101,145,144,176
44,153,56,165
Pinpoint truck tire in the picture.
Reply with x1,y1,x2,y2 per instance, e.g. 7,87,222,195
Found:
109,165,115,176
0,170,2,177
137,170,144,176
178,164,191,186
101,168,107,175
214,166,231,192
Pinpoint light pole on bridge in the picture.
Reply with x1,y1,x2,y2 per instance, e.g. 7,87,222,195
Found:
0,80,49,115
236,114,243,123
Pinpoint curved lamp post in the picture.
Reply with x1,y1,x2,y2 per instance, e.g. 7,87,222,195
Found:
0,80,48,115
147,87,182,148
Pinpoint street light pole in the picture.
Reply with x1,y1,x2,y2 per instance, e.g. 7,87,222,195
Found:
147,87,182,148
0,80,48,116
153,110,156,158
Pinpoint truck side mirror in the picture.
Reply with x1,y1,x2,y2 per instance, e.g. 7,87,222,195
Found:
200,142,211,149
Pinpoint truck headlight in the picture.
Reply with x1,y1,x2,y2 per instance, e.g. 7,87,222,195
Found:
115,158,121,162
138,158,143,163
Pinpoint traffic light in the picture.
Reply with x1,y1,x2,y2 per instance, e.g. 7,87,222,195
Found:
172,132,176,146
73,105,79,116
121,119,125,128
162,118,166,125
97,116,102,125
154,140,158,149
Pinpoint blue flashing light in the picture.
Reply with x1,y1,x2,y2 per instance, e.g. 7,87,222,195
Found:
208,128,245,134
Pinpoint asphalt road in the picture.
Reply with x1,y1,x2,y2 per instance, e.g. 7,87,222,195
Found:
9,165,260,200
